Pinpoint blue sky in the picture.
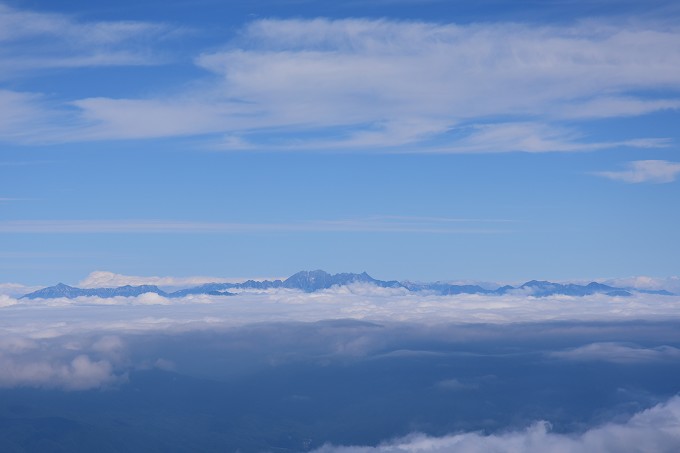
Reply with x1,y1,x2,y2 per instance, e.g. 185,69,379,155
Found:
1,0,680,285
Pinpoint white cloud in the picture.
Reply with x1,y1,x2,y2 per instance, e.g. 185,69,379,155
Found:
550,342,680,363
4,16,679,150
313,395,680,453
596,160,680,183
0,330,129,390
2,285,680,389
0,353,122,390
0,2,181,145
604,276,680,294
0,217,511,234
557,96,680,119
78,271,250,288
0,90,61,142
0,294,17,307
431,123,668,154
7,288,680,330
186,18,679,150
0,3,174,75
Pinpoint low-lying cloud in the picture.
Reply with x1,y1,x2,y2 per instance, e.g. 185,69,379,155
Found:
0,354,121,390
550,342,680,363
4,285,680,327
0,333,127,390
314,396,680,453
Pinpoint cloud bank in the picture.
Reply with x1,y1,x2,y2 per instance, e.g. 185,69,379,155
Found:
313,395,680,453
4,286,680,330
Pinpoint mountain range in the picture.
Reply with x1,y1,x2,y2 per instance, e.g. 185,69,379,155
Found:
21,270,675,300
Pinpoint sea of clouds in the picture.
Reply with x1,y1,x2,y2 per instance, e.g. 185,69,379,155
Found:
1,280,680,451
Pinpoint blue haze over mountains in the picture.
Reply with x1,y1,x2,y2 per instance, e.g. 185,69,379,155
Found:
22,270,674,299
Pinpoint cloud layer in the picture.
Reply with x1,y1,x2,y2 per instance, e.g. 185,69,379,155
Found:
77,18,680,150
4,285,680,328
1,8,679,151
313,396,680,453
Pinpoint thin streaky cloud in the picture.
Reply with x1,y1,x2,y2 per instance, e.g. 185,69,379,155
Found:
595,160,680,183
549,342,680,364
365,215,515,223
0,3,176,75
0,218,513,234
1,15,679,152
0,160,53,166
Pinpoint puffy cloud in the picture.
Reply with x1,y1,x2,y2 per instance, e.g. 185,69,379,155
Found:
313,396,680,453
0,331,128,390
0,294,17,308
595,160,680,183
0,353,122,390
550,342,680,363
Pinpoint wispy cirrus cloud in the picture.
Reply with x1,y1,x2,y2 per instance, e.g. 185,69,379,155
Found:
0,2,182,143
2,13,679,151
0,3,176,74
595,160,680,183
430,123,669,154
0,216,512,234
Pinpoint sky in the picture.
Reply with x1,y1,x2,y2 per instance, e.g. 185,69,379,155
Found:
1,3,680,450
1,0,680,286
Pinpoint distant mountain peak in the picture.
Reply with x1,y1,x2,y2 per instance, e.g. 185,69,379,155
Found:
20,270,672,300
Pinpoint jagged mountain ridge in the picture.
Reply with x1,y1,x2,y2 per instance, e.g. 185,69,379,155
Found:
23,283,171,299
21,270,675,299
